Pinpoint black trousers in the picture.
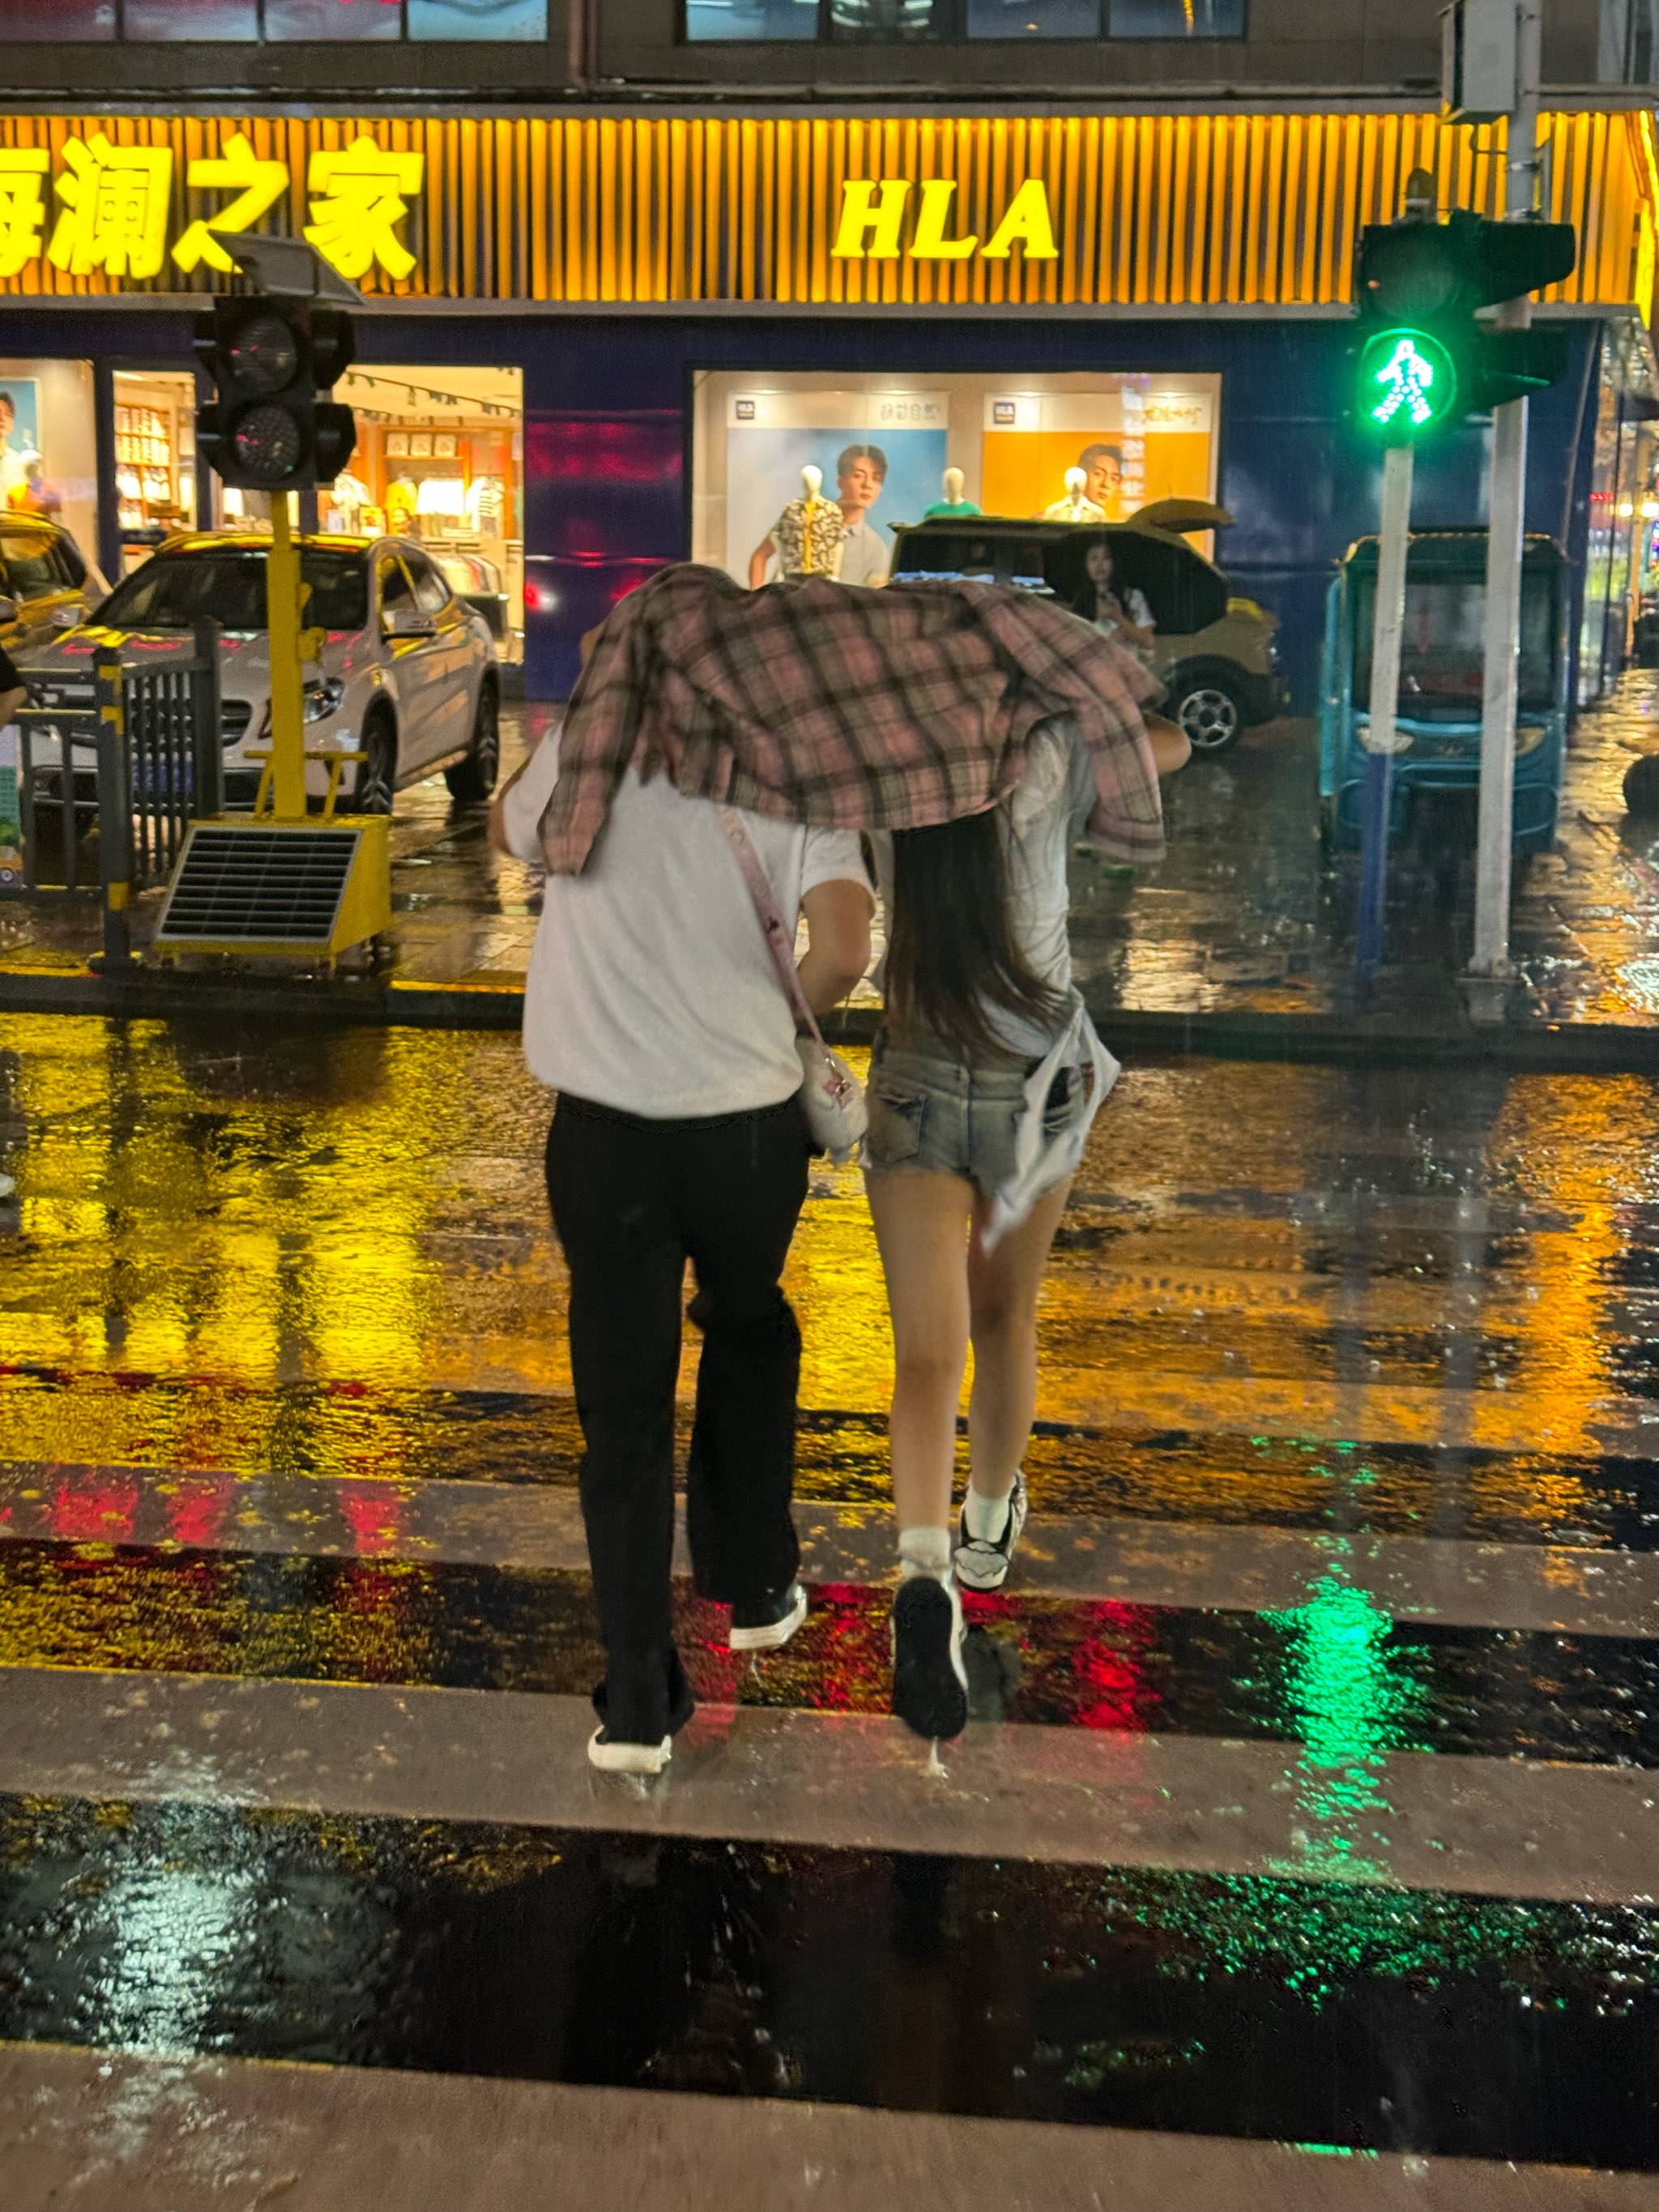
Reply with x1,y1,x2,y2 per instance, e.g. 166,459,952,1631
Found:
545,1091,809,1659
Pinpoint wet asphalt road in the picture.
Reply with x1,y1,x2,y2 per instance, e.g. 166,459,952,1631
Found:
1,1014,1658,2201
7,671,1659,1029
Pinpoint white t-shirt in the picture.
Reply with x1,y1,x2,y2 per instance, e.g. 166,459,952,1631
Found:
503,732,870,1117
837,515,889,587
873,720,1098,1058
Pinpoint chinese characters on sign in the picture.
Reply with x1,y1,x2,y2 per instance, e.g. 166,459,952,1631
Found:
0,131,423,287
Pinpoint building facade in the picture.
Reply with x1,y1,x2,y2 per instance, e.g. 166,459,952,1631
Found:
0,5,1655,707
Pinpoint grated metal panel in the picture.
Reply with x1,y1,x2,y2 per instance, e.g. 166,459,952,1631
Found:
156,826,358,946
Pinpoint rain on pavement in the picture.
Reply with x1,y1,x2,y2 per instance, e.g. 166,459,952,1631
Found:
2,985,1659,2201
10,672,1659,1026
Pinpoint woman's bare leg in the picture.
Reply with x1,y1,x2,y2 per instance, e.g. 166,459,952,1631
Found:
964,1177,1073,1505
864,1168,976,1536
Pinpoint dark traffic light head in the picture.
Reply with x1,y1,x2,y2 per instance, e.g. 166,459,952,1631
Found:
195,297,356,493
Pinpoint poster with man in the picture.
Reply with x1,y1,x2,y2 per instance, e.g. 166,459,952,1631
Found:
980,382,1218,523
725,391,948,587
0,382,40,507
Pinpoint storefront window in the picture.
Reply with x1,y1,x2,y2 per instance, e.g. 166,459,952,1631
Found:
693,369,1220,587
263,0,402,36
408,0,547,32
126,0,258,33
968,0,1099,30
1108,0,1243,33
829,0,941,37
0,0,114,35
312,364,526,668
0,361,100,580
685,0,818,34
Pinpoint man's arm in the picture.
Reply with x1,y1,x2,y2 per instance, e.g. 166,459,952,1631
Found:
1144,711,1191,777
797,878,872,1014
748,535,778,589
488,752,533,855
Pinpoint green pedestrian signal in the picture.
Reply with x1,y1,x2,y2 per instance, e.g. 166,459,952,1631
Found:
1360,330,1456,440
1350,207,1576,441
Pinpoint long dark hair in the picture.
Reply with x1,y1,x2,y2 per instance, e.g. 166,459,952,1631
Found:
885,809,1064,1058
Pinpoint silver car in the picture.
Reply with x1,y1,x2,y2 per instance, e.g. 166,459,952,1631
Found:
20,529,500,812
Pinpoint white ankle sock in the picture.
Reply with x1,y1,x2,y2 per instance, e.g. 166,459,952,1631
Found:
962,1482,1014,1543
898,1525,951,1580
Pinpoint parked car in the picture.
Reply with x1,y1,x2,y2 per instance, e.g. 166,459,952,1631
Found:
0,515,108,656
436,550,512,645
19,530,499,811
1318,529,1569,856
886,502,1286,753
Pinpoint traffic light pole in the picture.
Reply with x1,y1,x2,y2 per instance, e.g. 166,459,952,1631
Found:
1469,0,1542,993
1356,441,1414,979
267,493,308,822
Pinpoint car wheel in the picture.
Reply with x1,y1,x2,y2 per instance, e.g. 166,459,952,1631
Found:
355,709,397,816
1170,673,1246,754
446,681,500,804
1624,754,1659,818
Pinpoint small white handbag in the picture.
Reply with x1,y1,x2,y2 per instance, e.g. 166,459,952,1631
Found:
719,808,868,1166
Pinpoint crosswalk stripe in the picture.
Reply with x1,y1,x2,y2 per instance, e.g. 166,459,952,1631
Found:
3,2043,1653,2212
2,1664,1653,1907
5,1463,1657,1639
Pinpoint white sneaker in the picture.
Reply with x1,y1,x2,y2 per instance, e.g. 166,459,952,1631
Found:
729,1581,808,1652
954,1471,1027,1592
587,1728,674,1777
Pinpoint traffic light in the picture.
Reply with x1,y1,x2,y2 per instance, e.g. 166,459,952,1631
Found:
194,296,356,493
1352,208,1576,442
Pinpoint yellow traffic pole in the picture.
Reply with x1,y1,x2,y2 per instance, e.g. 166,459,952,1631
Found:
267,492,307,821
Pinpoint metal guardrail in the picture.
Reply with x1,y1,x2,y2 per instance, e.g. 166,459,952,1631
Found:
1,621,221,966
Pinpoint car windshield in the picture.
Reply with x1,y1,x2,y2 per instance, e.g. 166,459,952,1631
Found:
1354,574,1558,717
99,548,369,634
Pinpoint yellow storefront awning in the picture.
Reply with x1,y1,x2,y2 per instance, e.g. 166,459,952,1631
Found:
0,108,1651,319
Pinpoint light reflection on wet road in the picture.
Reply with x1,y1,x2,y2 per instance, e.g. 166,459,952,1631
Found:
5,1017,1659,1465
2,1009,1659,2187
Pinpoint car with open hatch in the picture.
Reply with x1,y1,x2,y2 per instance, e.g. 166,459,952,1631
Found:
15,529,500,812
886,500,1286,754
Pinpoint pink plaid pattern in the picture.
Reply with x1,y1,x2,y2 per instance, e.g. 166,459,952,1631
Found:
538,564,1165,873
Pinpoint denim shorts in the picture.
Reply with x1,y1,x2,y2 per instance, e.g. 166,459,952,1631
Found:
863,1033,1087,1200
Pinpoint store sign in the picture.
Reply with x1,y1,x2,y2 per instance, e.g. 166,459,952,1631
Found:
0,110,1644,314
830,178,1058,263
0,131,422,285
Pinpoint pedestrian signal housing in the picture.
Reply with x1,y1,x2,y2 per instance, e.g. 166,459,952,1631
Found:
1353,209,1576,442
195,296,356,492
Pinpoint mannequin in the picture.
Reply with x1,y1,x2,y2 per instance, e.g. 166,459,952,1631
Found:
751,461,847,584
923,464,982,521
1041,466,1107,524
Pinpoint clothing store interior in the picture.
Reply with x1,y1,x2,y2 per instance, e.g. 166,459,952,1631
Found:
691,366,1222,588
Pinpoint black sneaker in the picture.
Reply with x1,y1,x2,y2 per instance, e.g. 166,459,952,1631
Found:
588,1646,695,1776
729,1582,808,1652
954,1471,1028,1593
890,1573,968,1740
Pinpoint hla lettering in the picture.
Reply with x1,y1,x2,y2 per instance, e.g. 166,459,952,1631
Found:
830,178,1058,262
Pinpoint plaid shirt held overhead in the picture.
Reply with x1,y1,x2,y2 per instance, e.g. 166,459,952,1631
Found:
538,564,1166,874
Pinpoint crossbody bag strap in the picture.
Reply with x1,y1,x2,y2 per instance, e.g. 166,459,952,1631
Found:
717,806,829,1050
